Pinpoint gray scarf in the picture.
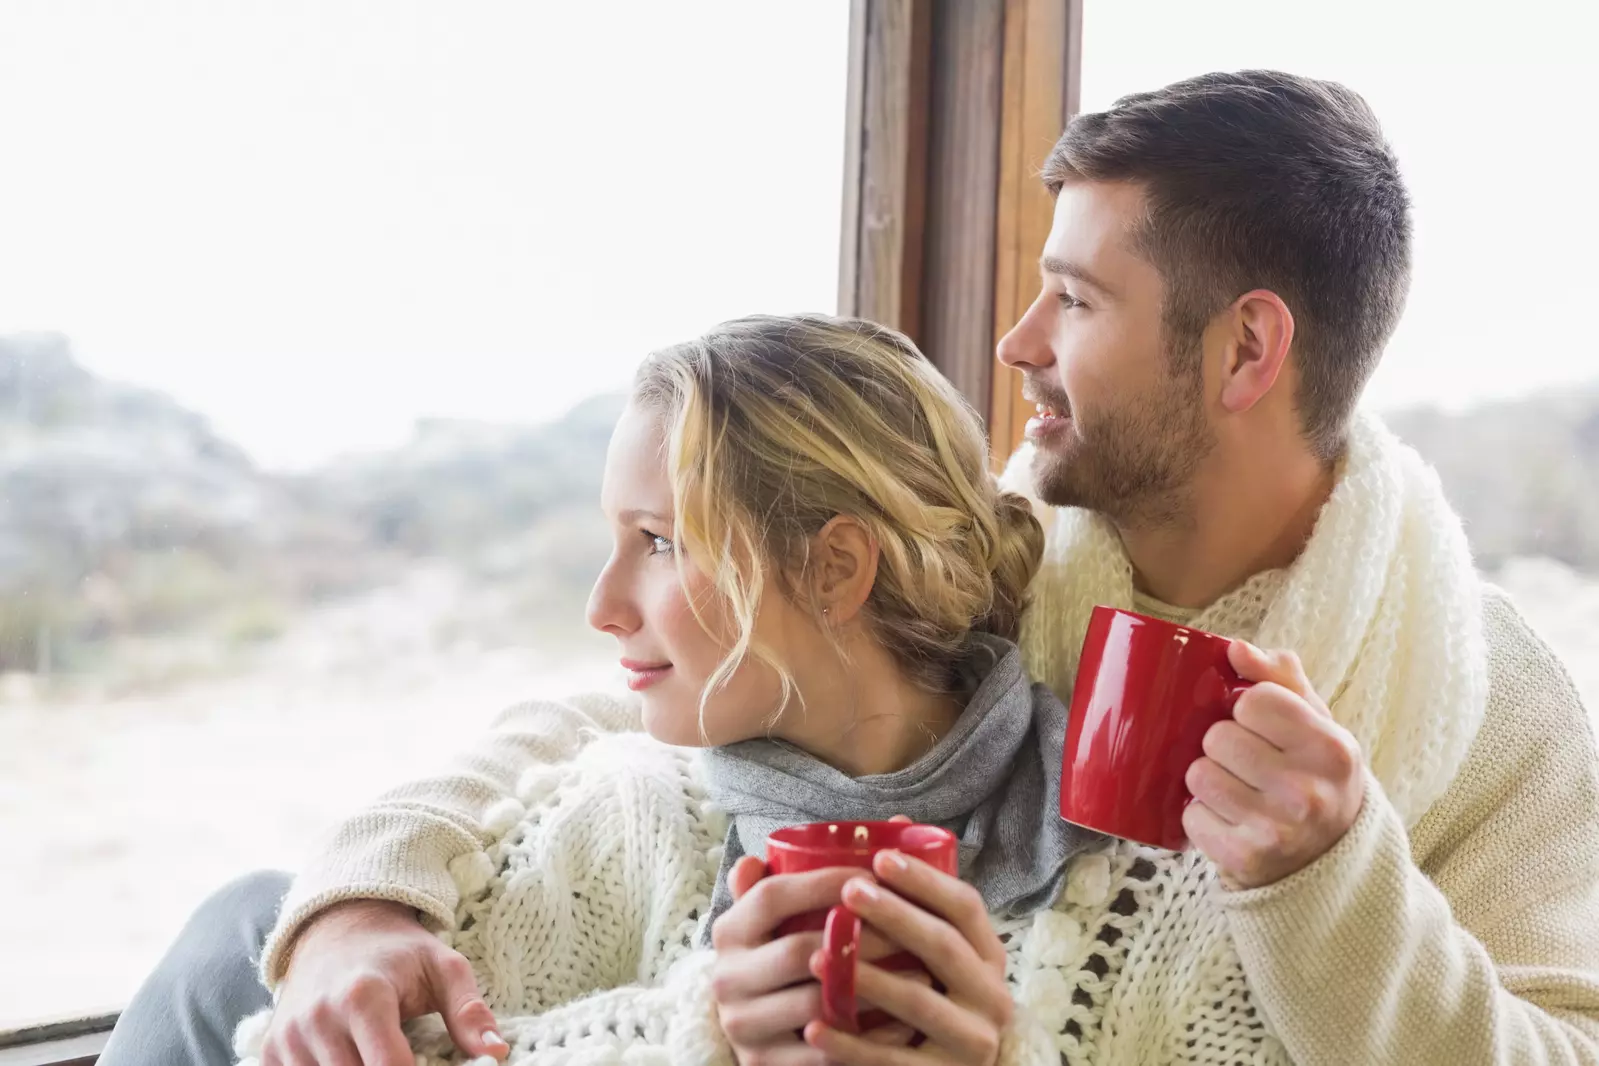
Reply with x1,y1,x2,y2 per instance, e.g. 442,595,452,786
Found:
698,633,1100,941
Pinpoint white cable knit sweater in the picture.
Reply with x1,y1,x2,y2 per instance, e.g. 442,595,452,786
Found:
242,415,1599,1065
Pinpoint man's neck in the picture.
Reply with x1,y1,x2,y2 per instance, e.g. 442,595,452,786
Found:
1119,444,1337,611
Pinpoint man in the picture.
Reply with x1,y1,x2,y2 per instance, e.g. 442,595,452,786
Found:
102,70,1598,1065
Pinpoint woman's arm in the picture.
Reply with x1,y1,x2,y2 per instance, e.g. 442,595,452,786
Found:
261,690,642,985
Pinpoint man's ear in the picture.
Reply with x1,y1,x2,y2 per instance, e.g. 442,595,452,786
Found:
809,515,878,624
1219,289,1295,414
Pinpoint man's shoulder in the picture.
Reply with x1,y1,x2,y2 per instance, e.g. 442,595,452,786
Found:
1478,583,1592,739
1411,583,1598,868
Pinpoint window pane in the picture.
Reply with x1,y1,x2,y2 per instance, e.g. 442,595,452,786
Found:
0,1,848,1027
1082,1,1599,708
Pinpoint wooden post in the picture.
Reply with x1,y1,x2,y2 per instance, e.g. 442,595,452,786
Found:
989,0,1083,466
838,0,1082,464
836,0,932,337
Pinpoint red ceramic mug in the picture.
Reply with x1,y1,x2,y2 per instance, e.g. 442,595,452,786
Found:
766,820,958,1034
1062,605,1254,851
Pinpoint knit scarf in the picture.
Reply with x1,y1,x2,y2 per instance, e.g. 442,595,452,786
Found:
698,634,1100,940
1002,410,1489,829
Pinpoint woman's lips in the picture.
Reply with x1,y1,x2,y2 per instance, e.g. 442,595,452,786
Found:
620,660,672,691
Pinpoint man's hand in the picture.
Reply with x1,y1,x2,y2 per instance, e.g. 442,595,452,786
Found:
1183,641,1366,890
262,899,508,1066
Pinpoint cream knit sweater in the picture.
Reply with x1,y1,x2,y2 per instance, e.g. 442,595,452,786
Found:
244,584,1599,1066
246,431,1599,1065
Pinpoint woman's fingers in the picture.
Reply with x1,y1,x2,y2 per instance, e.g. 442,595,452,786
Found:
716,980,826,1048
810,957,990,1061
712,867,866,950
842,871,1010,1026
804,1019,926,1066
712,931,823,999
729,855,768,901
868,853,1003,969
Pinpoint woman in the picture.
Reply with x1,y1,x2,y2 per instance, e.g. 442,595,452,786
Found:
231,314,1094,1065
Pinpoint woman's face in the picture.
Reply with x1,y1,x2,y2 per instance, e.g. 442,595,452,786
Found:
586,403,816,746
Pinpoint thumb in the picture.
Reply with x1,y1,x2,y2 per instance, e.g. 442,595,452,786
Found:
429,949,508,1061
729,855,767,901
1228,640,1321,708
888,814,912,824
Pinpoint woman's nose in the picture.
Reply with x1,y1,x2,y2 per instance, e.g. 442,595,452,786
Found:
585,562,636,636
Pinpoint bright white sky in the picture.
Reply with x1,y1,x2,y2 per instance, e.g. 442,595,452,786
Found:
2,1,1594,469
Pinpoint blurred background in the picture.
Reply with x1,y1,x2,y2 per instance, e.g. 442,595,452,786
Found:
2,0,1595,1028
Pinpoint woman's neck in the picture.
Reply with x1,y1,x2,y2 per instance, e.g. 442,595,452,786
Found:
775,638,964,778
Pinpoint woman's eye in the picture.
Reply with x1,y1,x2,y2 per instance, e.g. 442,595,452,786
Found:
644,531,675,557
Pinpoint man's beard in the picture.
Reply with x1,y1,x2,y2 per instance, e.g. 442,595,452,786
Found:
1029,363,1214,529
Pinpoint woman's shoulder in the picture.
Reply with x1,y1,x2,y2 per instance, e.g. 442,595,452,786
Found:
505,731,710,820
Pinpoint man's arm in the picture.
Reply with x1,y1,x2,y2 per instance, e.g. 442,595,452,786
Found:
260,689,642,986
1221,589,1599,1064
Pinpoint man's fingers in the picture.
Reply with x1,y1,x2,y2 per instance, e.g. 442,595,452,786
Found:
348,989,426,1066
428,949,504,1060
1230,682,1328,751
1201,716,1290,787
1185,756,1260,825
730,855,768,901
1183,800,1255,883
1228,641,1325,711
270,1025,319,1066
306,1028,364,1066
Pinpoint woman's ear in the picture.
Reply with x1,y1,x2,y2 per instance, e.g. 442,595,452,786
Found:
810,516,878,624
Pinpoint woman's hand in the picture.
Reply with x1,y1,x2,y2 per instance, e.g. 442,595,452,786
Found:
802,850,1013,1066
261,899,508,1066
711,857,917,1066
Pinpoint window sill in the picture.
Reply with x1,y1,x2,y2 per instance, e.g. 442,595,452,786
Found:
0,1014,117,1066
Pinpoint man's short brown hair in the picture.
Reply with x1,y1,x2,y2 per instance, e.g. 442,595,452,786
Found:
1043,70,1412,459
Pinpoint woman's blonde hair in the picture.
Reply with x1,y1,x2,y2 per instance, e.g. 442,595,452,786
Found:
632,313,1043,707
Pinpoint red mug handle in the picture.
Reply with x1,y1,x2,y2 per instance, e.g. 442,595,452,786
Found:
819,905,862,1033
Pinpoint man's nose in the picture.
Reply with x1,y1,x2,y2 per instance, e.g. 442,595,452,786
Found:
996,296,1055,371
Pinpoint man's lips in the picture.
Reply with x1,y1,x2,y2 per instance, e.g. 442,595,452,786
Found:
1023,394,1072,439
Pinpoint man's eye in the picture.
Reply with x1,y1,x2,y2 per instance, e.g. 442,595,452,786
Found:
1057,293,1085,310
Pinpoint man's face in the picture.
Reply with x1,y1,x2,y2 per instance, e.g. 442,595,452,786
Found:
996,180,1214,526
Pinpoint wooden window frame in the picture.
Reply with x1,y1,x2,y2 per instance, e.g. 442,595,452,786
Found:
0,1015,116,1066
837,0,1084,466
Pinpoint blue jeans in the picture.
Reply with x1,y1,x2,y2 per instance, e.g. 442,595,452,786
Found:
98,871,290,1066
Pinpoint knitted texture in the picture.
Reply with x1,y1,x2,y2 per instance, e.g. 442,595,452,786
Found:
237,730,1061,1065
990,589,1599,1065
237,592,1599,1066
999,410,1487,830
240,414,1599,1064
